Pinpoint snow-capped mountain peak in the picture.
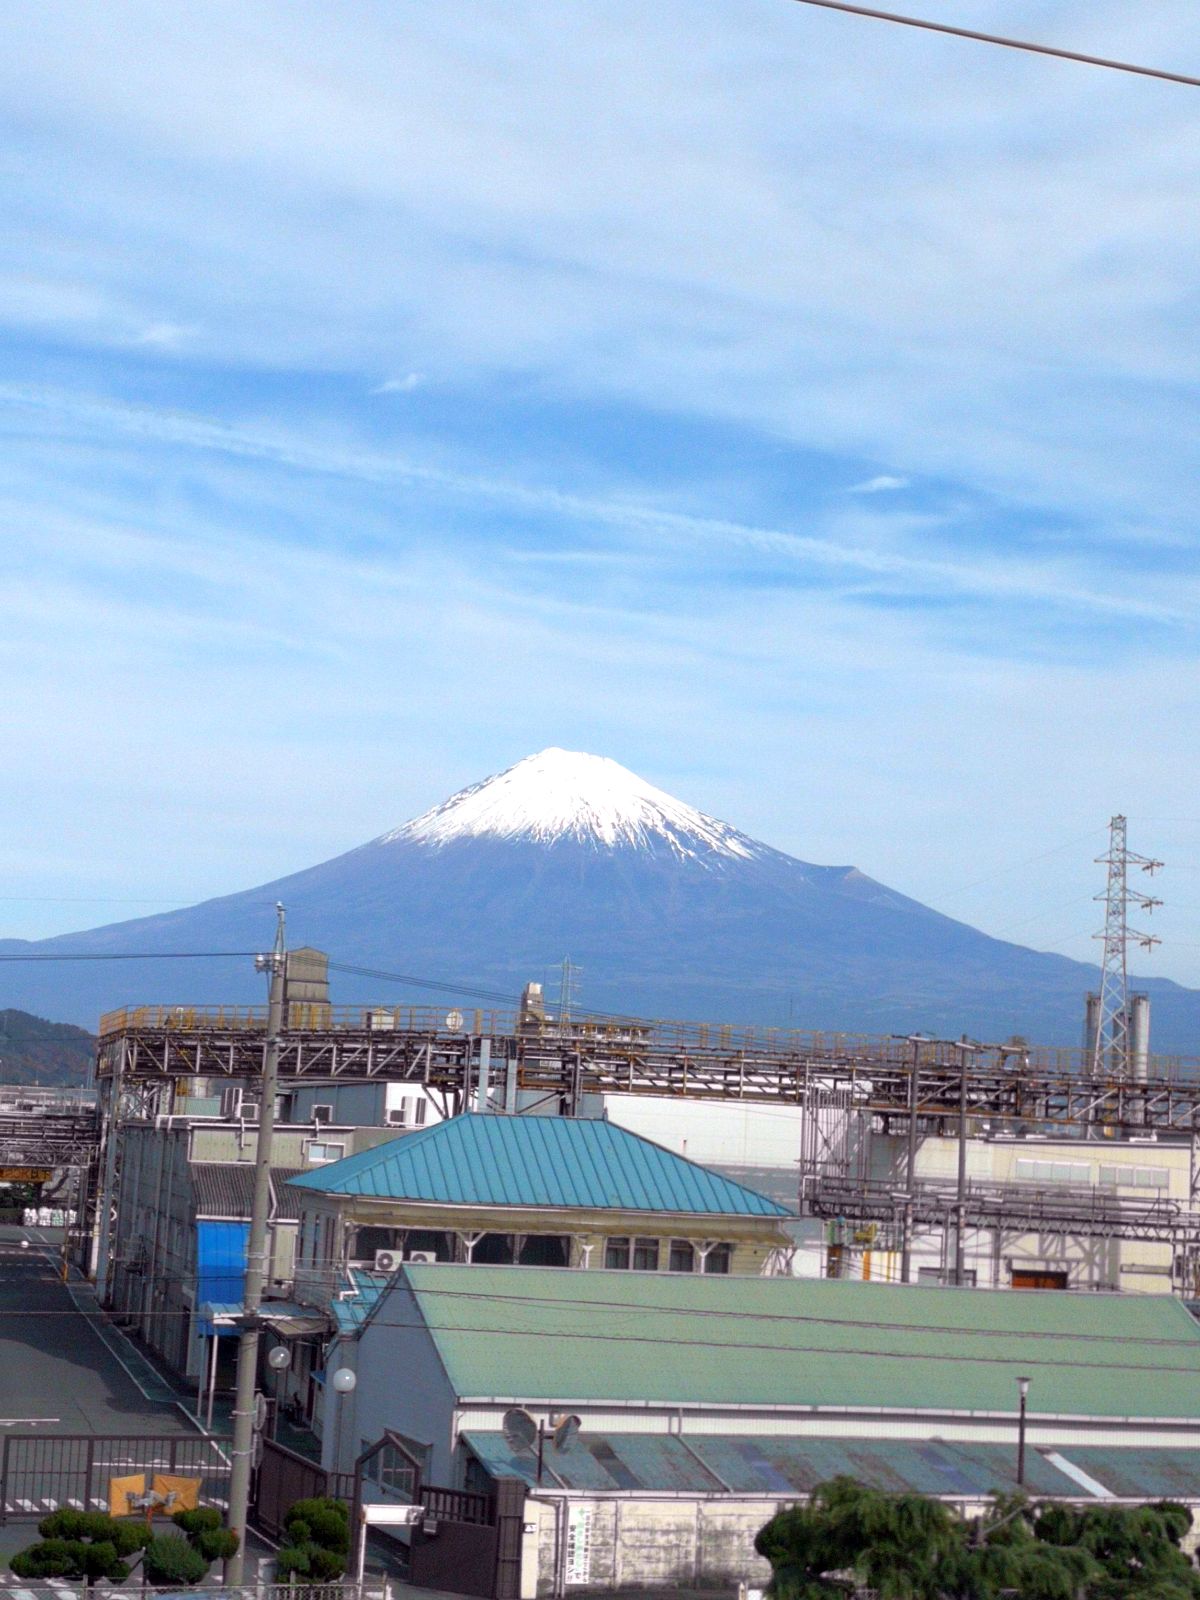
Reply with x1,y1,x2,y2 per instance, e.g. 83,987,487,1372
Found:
383,748,762,861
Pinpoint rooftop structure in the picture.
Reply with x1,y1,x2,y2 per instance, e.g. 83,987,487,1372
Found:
287,1112,790,1217
371,1263,1200,1420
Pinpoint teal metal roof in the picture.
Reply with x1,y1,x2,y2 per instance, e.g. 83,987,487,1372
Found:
462,1432,1089,1498
287,1113,790,1218
393,1264,1200,1420
333,1268,388,1334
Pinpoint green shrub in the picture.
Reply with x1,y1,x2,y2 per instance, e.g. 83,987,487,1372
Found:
142,1534,210,1586
172,1506,223,1537
274,1545,312,1580
277,1494,351,1583
196,1527,240,1563
11,1539,78,1579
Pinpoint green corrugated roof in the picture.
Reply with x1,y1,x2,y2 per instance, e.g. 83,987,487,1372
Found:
394,1265,1200,1419
287,1113,790,1217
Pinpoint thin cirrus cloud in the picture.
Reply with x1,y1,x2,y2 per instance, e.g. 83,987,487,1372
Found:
373,373,425,394
850,475,910,494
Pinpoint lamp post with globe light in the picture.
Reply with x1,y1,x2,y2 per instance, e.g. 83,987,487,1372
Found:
331,1368,357,1476
1017,1376,1030,1486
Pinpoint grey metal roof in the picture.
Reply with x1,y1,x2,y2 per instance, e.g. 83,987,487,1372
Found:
462,1432,1200,1501
191,1162,309,1220
271,1168,307,1220
192,1162,255,1218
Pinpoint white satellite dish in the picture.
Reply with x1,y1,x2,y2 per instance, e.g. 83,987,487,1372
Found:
445,1009,465,1032
501,1407,538,1456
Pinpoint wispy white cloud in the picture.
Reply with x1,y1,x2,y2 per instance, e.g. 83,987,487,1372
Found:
134,321,197,349
373,372,425,394
1,2,1199,988
850,475,909,494
2,382,1190,626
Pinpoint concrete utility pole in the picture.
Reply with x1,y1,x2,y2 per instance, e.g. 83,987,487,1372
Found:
225,905,287,1584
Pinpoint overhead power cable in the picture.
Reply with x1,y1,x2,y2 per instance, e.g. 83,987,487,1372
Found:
0,951,260,962
46,1261,1200,1352
786,0,1200,88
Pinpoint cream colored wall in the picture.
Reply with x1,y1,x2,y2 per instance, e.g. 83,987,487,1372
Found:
292,1190,788,1302
856,1133,1188,1294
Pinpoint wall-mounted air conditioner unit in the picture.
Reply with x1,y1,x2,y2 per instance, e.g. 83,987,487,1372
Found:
374,1249,401,1273
385,1106,408,1127
312,1104,333,1125
406,1250,437,1264
241,1101,261,1120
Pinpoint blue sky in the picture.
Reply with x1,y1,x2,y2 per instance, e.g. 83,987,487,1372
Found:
3,1,1200,988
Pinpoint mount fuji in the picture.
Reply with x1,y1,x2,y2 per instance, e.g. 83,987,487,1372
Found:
4,748,1199,1049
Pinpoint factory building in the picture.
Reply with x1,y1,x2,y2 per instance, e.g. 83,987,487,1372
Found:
336,1265,1200,1596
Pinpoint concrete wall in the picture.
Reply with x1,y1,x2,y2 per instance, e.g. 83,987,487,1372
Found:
530,1495,775,1595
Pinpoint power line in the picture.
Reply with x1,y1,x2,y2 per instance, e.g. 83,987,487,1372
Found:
18,1248,1200,1358
0,951,260,963
786,0,1200,88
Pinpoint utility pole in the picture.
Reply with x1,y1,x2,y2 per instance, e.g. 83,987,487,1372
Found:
953,1041,977,1286
225,905,287,1584
900,1035,924,1285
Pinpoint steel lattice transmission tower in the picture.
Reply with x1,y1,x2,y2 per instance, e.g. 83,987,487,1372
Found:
1091,815,1163,1075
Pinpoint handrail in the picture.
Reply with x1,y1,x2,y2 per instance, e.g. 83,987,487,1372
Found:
97,1000,1200,1080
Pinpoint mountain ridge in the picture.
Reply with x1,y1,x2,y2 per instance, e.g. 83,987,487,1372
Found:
2,749,1196,1050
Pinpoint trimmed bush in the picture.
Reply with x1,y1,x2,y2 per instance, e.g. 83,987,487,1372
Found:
276,1494,351,1583
172,1506,223,1537
142,1534,210,1587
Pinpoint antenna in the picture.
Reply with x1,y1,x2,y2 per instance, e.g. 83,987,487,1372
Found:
552,1414,581,1452
1091,816,1162,1076
501,1407,538,1457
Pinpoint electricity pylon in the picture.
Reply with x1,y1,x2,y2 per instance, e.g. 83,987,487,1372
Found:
1092,816,1162,1075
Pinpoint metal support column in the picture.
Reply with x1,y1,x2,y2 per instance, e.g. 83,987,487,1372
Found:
92,1040,125,1302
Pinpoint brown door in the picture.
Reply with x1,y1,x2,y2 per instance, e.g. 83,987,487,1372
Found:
1011,1269,1069,1290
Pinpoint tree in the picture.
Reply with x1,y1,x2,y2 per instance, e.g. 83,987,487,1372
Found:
755,1479,1200,1600
141,1508,240,1587
10,1504,240,1591
10,1510,153,1587
275,1495,351,1583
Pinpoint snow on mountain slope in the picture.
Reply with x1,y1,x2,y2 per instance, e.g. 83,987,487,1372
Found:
385,748,762,862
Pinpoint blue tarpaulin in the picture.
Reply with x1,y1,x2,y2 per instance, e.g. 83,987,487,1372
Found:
196,1220,249,1336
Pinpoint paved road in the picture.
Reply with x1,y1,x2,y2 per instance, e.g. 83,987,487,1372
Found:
0,1228,192,1436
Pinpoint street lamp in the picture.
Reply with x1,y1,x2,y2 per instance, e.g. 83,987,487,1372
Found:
331,1368,357,1475
1016,1376,1030,1486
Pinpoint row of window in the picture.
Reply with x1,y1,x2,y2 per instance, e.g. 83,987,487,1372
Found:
1013,1158,1170,1190
604,1237,732,1273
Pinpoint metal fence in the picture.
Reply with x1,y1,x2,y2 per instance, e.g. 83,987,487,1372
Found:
0,1585,389,1600
253,1438,354,1541
0,1433,232,1523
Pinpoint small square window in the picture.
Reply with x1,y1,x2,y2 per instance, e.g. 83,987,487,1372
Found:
669,1241,695,1273
605,1237,631,1270
308,1141,345,1165
703,1244,732,1275
632,1238,660,1271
